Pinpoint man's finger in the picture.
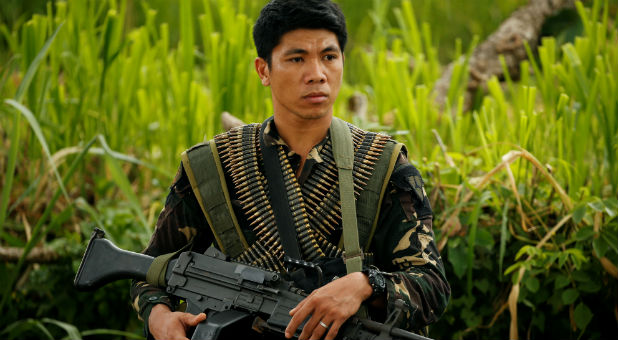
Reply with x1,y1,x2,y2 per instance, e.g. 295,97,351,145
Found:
309,318,330,340
297,313,325,340
182,312,207,327
290,291,314,316
285,302,313,338
324,320,343,340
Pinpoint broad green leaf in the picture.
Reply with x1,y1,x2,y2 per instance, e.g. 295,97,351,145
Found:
448,242,468,279
575,226,594,241
558,253,568,267
561,288,579,304
525,276,540,293
505,262,524,276
588,199,605,212
475,278,490,293
463,310,482,329
571,271,587,283
603,197,617,217
476,228,494,249
572,204,587,224
554,274,570,290
601,229,618,253
578,279,602,293
515,245,536,260
593,237,609,257
574,303,593,330
531,312,546,332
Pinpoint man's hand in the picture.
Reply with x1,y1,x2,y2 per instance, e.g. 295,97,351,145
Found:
149,304,207,340
285,272,373,340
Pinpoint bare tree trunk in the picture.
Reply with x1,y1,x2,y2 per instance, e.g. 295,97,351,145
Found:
433,0,575,111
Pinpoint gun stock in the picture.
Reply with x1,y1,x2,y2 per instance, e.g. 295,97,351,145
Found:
74,228,153,291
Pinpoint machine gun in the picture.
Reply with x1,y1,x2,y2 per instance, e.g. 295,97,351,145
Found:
74,228,432,340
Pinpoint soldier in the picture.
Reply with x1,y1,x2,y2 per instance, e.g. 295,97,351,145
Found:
130,0,450,339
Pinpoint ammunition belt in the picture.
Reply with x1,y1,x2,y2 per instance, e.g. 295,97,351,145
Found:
214,122,389,271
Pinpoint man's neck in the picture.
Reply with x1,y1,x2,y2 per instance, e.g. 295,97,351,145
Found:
272,112,332,161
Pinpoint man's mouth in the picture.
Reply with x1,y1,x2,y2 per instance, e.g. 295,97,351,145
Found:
303,92,328,104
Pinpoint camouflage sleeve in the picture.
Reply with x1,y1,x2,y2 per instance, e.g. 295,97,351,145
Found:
129,162,214,336
371,151,451,331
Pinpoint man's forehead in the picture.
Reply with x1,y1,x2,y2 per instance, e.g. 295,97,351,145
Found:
277,28,341,51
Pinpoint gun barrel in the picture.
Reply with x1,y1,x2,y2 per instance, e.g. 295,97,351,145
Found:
74,228,154,291
358,318,433,340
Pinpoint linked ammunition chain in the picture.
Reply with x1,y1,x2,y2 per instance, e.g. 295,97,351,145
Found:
214,122,389,269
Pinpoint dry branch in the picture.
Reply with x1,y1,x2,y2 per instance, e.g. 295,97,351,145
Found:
433,0,575,111
0,246,62,263
221,112,245,131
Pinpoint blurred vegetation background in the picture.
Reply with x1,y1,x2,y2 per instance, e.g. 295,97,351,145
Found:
0,0,617,339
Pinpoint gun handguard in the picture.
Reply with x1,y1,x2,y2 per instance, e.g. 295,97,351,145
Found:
74,229,433,340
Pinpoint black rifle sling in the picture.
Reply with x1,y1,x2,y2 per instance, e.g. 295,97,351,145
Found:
259,119,303,260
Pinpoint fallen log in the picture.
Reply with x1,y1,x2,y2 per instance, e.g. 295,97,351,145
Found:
433,0,575,111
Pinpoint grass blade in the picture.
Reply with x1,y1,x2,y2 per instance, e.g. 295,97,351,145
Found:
5,99,69,200
14,22,63,104
499,199,510,278
96,135,148,230
80,329,143,339
42,318,82,340
0,109,21,236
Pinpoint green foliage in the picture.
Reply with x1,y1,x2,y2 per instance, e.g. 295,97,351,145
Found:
1,0,617,339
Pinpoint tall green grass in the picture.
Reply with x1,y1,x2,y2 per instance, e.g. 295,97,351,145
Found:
0,0,616,339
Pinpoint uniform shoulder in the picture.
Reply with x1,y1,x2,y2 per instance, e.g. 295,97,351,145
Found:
343,120,396,144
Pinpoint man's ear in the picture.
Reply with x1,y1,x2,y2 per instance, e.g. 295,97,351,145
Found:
255,57,270,86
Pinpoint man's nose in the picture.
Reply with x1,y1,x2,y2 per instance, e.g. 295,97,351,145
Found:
304,59,326,84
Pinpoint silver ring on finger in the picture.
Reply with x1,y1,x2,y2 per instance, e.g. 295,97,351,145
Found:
319,321,329,329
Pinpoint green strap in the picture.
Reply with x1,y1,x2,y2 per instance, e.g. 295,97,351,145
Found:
330,117,363,275
146,241,193,288
359,142,403,251
181,141,249,258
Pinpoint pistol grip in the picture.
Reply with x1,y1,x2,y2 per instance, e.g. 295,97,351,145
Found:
190,310,252,340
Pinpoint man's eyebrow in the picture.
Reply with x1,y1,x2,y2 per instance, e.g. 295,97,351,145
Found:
321,45,341,53
283,48,308,56
282,45,341,56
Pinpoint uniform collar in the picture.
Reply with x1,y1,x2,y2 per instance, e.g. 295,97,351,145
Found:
262,116,328,163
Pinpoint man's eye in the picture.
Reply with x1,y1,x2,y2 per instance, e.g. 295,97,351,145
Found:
324,54,337,61
290,57,303,63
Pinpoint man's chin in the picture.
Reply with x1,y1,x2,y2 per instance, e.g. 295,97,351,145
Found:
294,109,332,120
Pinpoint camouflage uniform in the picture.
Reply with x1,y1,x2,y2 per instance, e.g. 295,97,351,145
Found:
131,118,450,337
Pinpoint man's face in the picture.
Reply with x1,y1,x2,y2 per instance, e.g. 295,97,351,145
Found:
255,29,343,121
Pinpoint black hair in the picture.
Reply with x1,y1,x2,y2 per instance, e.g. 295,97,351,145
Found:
253,0,347,66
